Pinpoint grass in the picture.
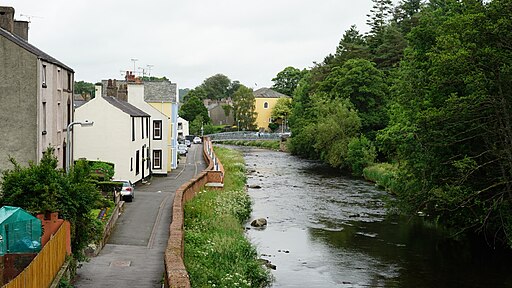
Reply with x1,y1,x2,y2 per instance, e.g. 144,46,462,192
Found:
184,146,270,288
221,140,281,151
363,162,399,193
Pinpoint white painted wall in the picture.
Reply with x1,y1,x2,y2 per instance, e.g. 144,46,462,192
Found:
74,85,150,183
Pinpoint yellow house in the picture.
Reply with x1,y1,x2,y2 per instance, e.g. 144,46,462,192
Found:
144,81,179,172
253,88,290,131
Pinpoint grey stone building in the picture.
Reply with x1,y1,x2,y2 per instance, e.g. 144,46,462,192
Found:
0,6,74,171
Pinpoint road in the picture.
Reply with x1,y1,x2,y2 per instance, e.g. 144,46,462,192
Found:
74,143,206,288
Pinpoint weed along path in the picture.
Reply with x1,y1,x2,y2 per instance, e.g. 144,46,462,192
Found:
74,144,206,288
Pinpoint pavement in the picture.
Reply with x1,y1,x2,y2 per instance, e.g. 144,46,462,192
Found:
74,144,206,288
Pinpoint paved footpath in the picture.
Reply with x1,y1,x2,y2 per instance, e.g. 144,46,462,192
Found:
74,144,206,288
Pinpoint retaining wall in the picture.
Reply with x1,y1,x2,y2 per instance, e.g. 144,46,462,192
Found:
164,137,224,288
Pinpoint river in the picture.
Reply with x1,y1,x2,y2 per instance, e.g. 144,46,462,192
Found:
238,147,512,288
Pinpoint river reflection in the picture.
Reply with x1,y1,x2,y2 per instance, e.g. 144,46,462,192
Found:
237,146,512,288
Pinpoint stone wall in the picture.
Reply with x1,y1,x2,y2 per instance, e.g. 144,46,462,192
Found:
164,138,224,288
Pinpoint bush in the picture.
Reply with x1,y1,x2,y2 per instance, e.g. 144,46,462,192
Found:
363,163,398,193
346,135,377,176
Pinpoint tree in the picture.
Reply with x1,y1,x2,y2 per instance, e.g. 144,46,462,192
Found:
381,0,512,246
320,58,388,139
0,147,103,258
366,0,394,51
232,85,257,130
334,25,370,64
200,74,232,100
271,67,305,96
179,95,210,123
74,81,95,97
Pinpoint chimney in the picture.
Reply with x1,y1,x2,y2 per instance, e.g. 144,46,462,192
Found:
0,6,15,33
14,20,28,40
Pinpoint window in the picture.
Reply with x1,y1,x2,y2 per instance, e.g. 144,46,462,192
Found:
132,117,135,141
141,118,144,139
67,72,72,91
178,122,183,130
146,118,149,138
153,120,162,140
153,150,162,169
42,101,47,134
135,150,140,175
67,98,71,127
42,65,47,88
263,102,269,109
130,157,133,171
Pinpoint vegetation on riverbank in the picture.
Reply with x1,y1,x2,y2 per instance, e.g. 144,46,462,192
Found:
221,140,281,151
277,0,512,247
184,146,270,287
363,163,398,194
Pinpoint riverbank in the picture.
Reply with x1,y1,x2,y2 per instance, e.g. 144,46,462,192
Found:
362,162,398,193
183,146,270,287
220,140,281,151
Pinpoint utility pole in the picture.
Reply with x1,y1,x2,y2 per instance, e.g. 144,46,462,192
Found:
130,58,138,73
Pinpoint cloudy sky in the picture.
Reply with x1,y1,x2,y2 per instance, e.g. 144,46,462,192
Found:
4,0,378,89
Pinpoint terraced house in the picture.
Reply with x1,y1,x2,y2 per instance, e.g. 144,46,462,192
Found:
0,6,74,171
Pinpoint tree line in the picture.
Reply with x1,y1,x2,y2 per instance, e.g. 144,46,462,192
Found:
280,0,512,247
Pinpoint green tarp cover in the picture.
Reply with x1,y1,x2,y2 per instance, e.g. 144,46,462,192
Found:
0,206,42,255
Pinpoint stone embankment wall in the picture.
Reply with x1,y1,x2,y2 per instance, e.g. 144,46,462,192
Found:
164,137,224,288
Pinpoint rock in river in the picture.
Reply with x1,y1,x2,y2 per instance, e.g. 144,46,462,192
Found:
251,218,267,227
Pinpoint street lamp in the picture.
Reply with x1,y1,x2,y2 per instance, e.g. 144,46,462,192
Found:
66,120,94,173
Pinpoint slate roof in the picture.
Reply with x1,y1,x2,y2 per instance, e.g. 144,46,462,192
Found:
0,27,74,72
103,96,150,117
253,87,289,98
144,81,177,102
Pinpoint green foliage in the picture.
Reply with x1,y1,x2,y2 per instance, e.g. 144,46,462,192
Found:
268,122,279,132
184,147,270,287
200,74,232,100
89,161,115,181
222,140,281,151
363,163,398,193
347,135,377,176
232,85,257,130
74,81,94,96
0,148,103,259
271,66,306,96
270,97,292,121
179,95,210,123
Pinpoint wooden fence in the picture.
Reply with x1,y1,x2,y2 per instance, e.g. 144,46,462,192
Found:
3,224,68,288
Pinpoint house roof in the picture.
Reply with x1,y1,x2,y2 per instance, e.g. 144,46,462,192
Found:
144,81,177,103
103,96,150,117
0,27,74,72
253,87,289,99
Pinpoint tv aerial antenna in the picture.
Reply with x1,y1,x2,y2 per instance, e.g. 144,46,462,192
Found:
19,14,43,23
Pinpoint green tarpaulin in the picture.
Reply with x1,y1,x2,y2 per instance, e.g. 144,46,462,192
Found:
0,206,42,255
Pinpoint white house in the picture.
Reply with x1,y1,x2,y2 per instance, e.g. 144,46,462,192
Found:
74,85,150,183
125,83,170,175
177,117,189,140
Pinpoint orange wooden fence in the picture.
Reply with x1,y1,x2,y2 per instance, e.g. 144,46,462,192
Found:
3,224,68,288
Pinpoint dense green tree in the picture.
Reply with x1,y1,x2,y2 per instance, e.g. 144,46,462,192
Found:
381,0,512,245
319,58,388,138
334,25,370,64
366,0,394,50
0,148,103,258
179,95,210,123
271,97,292,122
74,81,95,96
232,85,257,130
200,74,232,100
271,66,305,96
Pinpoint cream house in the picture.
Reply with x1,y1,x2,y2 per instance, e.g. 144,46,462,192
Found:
253,88,290,131
0,6,74,171
126,83,170,175
74,86,150,183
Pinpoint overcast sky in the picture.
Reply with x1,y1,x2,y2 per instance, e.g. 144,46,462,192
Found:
4,0,379,89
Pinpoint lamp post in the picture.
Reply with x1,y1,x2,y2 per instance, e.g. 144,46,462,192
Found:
66,120,94,173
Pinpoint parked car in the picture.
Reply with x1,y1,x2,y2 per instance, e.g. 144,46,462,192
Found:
193,136,202,144
178,143,188,156
113,179,134,202
185,140,191,147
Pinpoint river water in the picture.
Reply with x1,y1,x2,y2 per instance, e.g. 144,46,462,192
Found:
238,147,512,288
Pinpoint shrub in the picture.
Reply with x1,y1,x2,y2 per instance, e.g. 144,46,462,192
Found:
346,135,377,176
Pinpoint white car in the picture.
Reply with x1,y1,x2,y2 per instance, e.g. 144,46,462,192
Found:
193,136,202,144
113,179,134,202
178,144,188,156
